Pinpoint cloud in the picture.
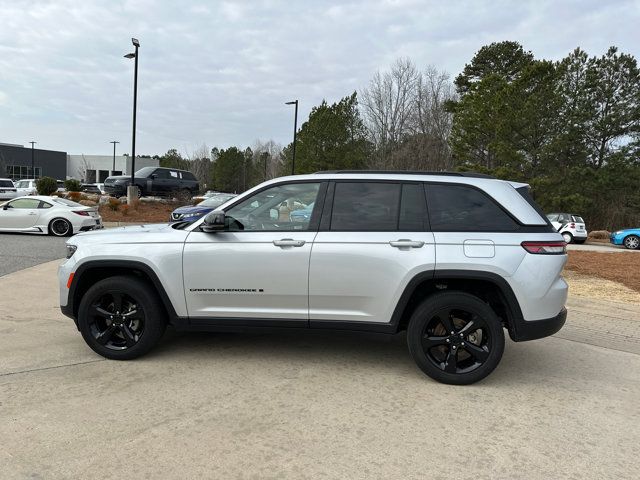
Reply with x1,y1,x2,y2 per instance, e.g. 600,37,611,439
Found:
0,0,637,156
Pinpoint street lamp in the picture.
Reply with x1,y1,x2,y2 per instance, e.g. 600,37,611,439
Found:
109,141,120,173
29,141,36,178
285,100,298,175
124,37,140,195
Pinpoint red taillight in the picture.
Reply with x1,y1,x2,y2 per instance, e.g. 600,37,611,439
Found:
73,210,90,216
521,241,567,254
569,223,575,228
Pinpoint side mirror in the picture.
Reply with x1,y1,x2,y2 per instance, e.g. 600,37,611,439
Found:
150,174,157,179
201,210,226,233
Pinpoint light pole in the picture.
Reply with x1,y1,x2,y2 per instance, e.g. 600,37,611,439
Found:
29,141,36,178
124,38,140,200
109,141,119,173
285,100,298,175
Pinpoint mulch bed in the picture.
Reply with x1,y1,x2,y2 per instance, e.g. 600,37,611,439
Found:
99,202,179,223
565,251,640,293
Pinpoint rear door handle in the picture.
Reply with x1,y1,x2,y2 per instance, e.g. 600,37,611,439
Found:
273,238,306,247
389,239,424,248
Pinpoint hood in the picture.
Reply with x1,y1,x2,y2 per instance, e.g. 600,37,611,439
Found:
70,223,189,246
173,205,214,215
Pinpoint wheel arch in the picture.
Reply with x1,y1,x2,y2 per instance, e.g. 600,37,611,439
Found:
67,260,178,322
391,270,524,340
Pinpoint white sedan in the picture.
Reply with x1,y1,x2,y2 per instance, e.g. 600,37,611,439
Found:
0,196,103,236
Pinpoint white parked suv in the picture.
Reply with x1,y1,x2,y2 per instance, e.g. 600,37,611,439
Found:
546,213,587,244
59,171,568,384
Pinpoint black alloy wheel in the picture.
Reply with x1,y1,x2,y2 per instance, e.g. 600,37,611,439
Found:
49,218,72,236
78,276,166,360
407,292,505,385
87,291,145,350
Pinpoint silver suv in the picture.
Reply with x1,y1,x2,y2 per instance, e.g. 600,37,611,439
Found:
59,171,568,385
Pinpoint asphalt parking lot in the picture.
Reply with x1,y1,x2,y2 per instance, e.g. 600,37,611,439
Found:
0,233,67,277
1,260,639,479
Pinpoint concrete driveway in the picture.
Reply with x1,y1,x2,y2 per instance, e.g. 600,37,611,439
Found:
1,261,639,479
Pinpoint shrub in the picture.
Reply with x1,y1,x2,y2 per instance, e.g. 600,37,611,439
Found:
588,230,611,240
36,177,58,196
121,205,129,216
64,179,82,192
107,198,120,211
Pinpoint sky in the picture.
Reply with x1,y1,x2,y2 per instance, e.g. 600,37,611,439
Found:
1,0,639,157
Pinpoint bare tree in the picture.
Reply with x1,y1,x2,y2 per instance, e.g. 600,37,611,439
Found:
251,139,283,181
360,57,420,168
186,144,213,190
76,154,94,182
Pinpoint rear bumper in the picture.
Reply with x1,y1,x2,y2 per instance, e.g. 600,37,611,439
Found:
509,307,567,342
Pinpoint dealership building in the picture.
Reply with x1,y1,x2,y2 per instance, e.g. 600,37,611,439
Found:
1,143,158,182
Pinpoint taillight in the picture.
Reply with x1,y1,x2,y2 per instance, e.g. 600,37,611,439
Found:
73,210,90,216
521,241,566,254
569,223,575,228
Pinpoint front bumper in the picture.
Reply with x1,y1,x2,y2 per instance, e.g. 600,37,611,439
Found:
104,184,127,196
509,308,567,342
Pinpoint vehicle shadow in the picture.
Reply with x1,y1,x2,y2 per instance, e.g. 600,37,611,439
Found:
147,327,572,386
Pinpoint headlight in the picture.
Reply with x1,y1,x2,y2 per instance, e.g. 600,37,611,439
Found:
66,244,78,259
182,212,201,218
613,231,622,235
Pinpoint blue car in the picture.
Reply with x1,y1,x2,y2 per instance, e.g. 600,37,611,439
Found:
610,228,640,250
170,194,236,222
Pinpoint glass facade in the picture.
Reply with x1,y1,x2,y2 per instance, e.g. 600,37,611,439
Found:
6,165,42,180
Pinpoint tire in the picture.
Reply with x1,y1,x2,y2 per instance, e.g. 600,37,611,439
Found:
623,235,639,250
77,276,167,360
49,218,73,237
573,239,586,244
406,291,505,385
562,232,573,244
135,186,143,199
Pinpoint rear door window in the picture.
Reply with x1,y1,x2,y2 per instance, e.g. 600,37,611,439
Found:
425,184,519,231
331,182,401,231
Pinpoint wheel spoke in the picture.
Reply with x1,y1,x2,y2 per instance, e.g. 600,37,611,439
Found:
463,342,489,362
111,293,124,313
90,305,112,319
443,347,457,373
458,317,477,335
438,313,455,334
122,309,138,318
422,335,448,350
121,325,137,347
96,325,117,345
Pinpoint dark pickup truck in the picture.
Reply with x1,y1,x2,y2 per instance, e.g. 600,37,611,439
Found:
104,167,199,199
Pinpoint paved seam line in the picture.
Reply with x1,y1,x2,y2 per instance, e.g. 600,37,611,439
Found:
0,359,106,377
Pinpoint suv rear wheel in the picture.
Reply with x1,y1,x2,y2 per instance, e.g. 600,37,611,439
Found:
77,276,167,360
407,291,505,385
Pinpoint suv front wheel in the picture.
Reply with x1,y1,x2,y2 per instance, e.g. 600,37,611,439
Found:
77,276,167,360
407,291,505,385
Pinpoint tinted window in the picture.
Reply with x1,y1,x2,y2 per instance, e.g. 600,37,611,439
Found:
399,183,427,231
331,182,400,231
182,171,196,181
572,216,584,223
0,180,14,187
153,169,171,179
426,184,518,231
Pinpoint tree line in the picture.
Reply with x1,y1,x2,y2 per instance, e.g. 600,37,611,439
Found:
158,41,639,230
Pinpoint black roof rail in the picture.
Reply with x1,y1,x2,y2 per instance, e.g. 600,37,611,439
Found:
313,170,495,179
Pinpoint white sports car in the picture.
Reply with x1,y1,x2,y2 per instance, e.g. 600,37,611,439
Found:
0,196,103,236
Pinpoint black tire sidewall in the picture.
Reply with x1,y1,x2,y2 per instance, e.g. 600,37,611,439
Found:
407,291,505,385
77,276,166,360
49,218,72,237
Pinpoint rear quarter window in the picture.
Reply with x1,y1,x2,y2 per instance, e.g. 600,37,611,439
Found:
426,184,519,231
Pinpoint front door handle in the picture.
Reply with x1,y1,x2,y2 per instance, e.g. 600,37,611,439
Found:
28,212,37,216
389,239,425,248
273,238,306,247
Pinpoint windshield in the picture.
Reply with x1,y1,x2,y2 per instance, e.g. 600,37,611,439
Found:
134,167,157,177
15,180,30,188
51,198,82,207
200,195,236,208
